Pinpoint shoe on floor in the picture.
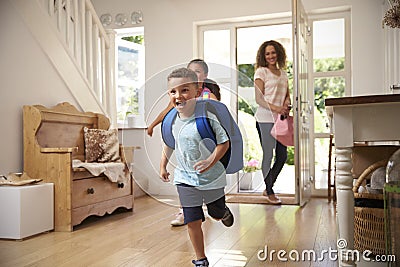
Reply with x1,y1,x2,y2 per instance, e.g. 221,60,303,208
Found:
170,210,185,226
192,257,209,267
265,194,282,205
221,206,234,227
263,190,282,204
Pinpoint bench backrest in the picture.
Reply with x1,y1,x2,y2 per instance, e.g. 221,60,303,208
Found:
23,102,110,172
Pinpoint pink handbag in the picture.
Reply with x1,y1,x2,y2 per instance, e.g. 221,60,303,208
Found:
270,115,294,146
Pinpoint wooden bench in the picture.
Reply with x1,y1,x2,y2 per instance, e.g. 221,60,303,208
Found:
23,102,134,231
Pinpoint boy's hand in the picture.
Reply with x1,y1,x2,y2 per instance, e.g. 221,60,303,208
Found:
194,141,229,174
147,126,153,137
160,168,170,182
160,145,173,182
193,158,213,174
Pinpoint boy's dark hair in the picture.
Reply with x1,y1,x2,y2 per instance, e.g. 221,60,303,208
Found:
187,59,209,74
167,68,198,85
204,78,221,101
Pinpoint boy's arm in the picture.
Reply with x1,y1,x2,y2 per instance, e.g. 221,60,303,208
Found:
147,102,174,136
193,141,229,174
160,144,173,182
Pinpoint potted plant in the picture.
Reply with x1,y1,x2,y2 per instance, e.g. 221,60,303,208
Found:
124,87,139,127
125,110,136,127
240,158,260,190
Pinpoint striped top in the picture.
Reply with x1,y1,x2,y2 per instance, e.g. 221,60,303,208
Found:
201,88,211,99
254,67,288,123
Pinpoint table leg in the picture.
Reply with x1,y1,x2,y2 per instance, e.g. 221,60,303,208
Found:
336,147,356,266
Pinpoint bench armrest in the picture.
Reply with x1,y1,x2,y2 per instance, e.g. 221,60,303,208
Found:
40,147,78,153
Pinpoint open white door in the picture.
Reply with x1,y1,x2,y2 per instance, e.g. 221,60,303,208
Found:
293,0,312,206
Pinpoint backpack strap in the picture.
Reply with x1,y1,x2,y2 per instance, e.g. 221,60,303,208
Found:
195,101,216,145
195,100,231,169
198,99,243,174
161,107,178,149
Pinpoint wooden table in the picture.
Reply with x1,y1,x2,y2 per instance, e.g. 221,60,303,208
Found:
326,94,400,266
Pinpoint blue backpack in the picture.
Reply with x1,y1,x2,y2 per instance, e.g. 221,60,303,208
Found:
161,99,243,174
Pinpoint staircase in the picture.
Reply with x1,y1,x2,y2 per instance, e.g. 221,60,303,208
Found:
12,0,117,125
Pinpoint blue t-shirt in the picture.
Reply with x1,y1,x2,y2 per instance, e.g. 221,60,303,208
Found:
172,112,229,189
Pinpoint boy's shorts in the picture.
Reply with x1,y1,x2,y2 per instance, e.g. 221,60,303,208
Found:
176,184,226,224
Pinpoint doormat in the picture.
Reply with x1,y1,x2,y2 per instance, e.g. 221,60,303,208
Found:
226,193,297,205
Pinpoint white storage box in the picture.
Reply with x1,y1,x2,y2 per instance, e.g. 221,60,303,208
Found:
0,183,54,239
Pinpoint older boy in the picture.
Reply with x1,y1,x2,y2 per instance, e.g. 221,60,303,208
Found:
159,68,233,267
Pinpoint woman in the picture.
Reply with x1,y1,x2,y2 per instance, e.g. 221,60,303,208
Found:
254,40,291,204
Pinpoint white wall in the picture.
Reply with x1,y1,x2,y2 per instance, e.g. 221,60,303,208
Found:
0,0,78,175
92,0,386,196
350,0,385,95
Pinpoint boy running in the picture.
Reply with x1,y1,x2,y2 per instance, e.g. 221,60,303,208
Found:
159,68,234,267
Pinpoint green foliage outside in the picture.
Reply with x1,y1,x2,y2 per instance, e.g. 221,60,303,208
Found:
314,57,344,72
125,88,139,116
314,58,345,113
122,35,144,45
238,97,255,116
286,147,295,165
238,64,255,87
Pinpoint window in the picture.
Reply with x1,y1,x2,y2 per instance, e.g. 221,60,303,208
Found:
116,27,145,128
311,14,350,190
312,18,348,133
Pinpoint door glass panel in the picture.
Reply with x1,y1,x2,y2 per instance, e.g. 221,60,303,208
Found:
312,17,346,194
314,76,345,133
203,30,231,78
313,19,345,72
314,138,330,189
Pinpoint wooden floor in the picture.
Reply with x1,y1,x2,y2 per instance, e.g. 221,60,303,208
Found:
0,195,337,267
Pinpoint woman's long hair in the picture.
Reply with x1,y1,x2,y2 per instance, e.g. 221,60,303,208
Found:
255,40,287,69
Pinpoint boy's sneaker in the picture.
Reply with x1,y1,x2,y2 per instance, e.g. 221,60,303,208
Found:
192,257,209,267
170,209,185,226
221,206,234,227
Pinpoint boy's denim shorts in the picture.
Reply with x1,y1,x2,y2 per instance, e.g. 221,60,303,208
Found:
176,184,226,224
